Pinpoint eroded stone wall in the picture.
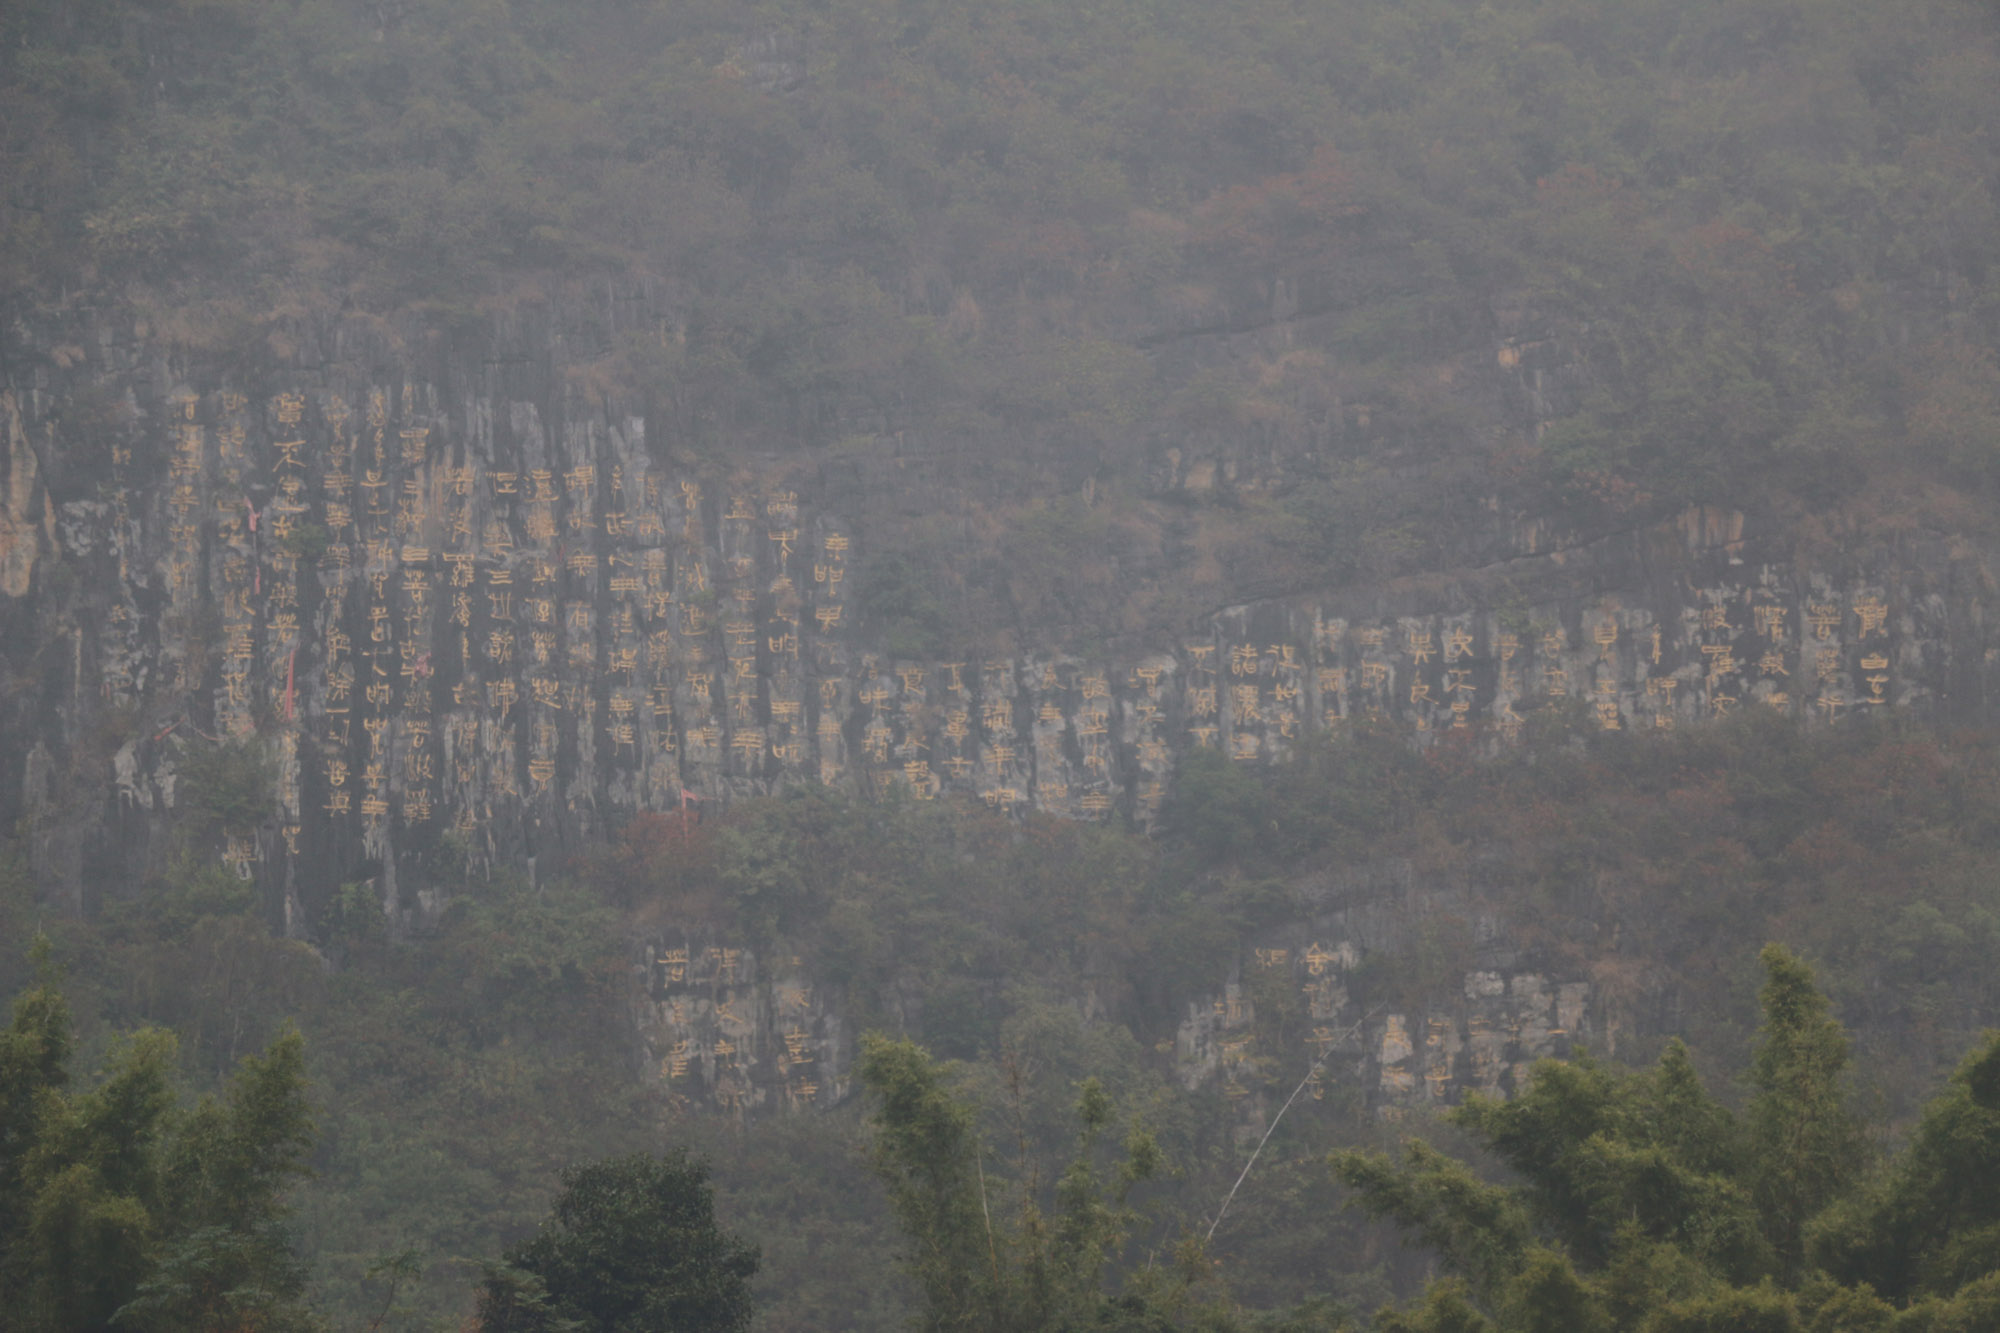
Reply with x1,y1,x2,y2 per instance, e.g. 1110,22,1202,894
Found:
635,926,1592,1117
6,325,2000,1117
3,362,1995,923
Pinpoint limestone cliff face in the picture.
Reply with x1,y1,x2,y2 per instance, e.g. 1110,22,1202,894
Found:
4,310,1998,1109
636,938,850,1118
0,392,55,600
1168,925,1593,1124
633,925,1590,1120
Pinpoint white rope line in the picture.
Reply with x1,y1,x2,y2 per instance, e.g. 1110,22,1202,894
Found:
1206,1003,1386,1243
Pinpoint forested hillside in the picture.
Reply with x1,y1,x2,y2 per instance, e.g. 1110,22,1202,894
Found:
6,0,2000,1328
11,711,2000,1326
6,0,1999,594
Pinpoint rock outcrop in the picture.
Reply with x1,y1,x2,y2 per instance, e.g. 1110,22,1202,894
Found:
4,313,1995,1112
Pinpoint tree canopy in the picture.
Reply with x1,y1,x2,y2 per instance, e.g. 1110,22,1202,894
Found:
0,948,317,1333
476,1151,759,1333
7,0,2000,628
857,1033,1225,1332
1333,946,2000,1331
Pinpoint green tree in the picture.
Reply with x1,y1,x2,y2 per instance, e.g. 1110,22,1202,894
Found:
0,941,71,1254
0,952,318,1333
1812,1032,2000,1303
1745,945,1867,1279
1329,1138,1534,1302
856,1036,995,1331
476,1151,758,1333
1330,946,1869,1330
856,1034,1180,1333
